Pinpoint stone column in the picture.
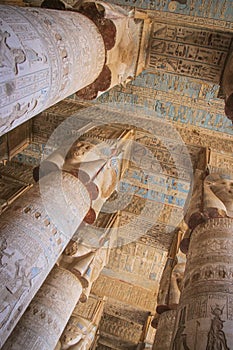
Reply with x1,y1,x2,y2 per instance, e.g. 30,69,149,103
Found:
3,266,83,350
151,228,186,350
75,1,144,100
171,173,233,349
0,5,105,135
0,171,91,347
152,310,177,350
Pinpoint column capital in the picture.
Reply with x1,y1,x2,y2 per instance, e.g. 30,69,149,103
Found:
185,172,233,231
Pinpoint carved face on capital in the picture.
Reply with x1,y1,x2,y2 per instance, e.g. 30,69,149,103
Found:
207,175,233,216
65,141,95,165
171,262,186,290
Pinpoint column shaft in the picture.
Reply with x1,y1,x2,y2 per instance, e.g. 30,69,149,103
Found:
152,310,177,350
0,5,105,135
0,172,90,347
172,218,233,350
3,266,83,350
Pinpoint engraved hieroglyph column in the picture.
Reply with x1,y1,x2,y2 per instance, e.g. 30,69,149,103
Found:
0,5,105,135
171,173,233,349
3,266,83,350
0,171,91,347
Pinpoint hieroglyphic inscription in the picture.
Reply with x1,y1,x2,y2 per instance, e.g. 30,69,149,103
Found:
99,313,143,343
132,71,220,101
0,174,31,214
92,275,157,312
3,267,82,350
187,295,208,321
0,172,90,347
104,241,166,289
104,299,149,325
173,218,233,349
73,294,102,322
149,23,232,83
0,161,34,183
98,84,233,136
32,103,89,142
208,151,233,176
102,0,233,22
0,6,105,135
152,24,232,50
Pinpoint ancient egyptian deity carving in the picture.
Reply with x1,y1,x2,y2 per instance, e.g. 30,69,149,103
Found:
58,315,97,350
206,305,230,350
186,172,233,230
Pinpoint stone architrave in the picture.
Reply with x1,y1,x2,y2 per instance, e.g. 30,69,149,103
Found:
0,5,105,135
2,266,83,350
171,174,233,349
0,171,91,347
152,309,177,350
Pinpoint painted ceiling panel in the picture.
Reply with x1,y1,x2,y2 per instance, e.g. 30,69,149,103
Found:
104,0,233,22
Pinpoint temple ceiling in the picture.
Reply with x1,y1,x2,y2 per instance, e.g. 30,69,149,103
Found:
0,0,233,348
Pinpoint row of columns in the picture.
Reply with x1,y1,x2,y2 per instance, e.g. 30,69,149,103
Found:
152,168,233,349
0,122,133,348
0,171,90,347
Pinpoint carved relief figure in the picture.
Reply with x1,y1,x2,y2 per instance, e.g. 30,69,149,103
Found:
173,324,190,350
13,259,33,291
206,305,229,350
59,315,96,350
0,30,26,75
0,237,13,268
25,48,45,64
172,307,190,350
0,100,37,134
